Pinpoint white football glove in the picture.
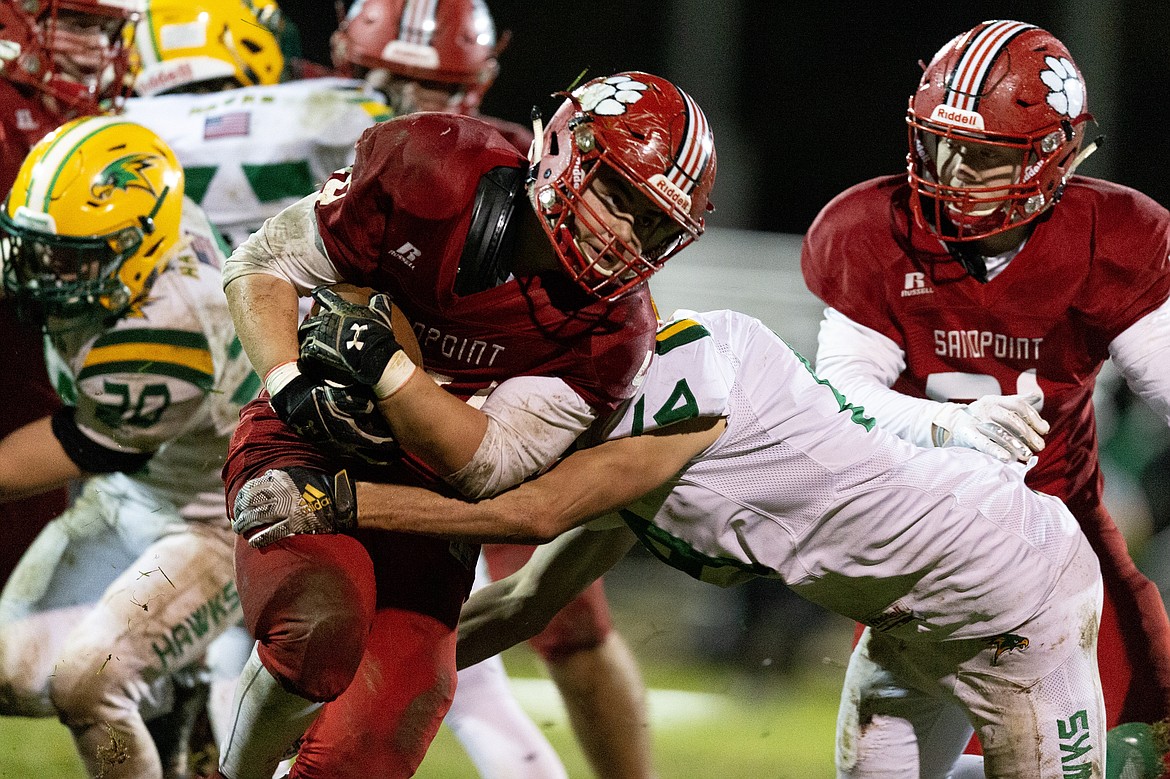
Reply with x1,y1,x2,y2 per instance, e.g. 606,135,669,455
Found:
931,394,1049,463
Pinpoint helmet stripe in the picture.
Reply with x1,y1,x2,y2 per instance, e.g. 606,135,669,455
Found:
24,117,132,212
400,0,439,46
665,89,713,195
945,20,1035,113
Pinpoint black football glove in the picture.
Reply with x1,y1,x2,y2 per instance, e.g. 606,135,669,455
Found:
269,373,399,465
298,287,405,388
232,467,357,548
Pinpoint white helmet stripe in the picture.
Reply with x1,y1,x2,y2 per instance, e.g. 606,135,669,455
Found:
23,117,130,212
400,0,440,47
945,20,1036,113
665,89,713,195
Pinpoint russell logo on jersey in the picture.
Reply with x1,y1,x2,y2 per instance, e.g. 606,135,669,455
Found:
901,272,935,297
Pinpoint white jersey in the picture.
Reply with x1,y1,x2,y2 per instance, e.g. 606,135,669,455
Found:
43,198,260,521
122,78,391,247
607,309,1083,642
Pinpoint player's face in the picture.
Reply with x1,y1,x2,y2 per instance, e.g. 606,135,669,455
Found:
931,137,1023,217
365,69,467,114
40,9,122,85
571,166,679,281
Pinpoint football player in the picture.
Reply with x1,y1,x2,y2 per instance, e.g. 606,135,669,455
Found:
801,20,1170,734
328,307,1108,779
125,3,565,775
212,71,715,779
120,1,398,758
0,116,257,779
331,3,654,776
122,0,391,249
0,0,141,593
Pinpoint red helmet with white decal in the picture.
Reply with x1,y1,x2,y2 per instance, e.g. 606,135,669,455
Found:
331,0,498,114
0,0,141,119
907,20,1094,242
530,72,717,300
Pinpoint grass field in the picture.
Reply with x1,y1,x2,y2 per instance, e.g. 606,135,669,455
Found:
0,557,852,778
0,659,844,778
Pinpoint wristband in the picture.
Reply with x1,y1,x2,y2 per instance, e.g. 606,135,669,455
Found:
373,350,417,399
264,360,302,398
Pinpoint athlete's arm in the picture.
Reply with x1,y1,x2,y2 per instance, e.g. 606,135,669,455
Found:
813,307,942,446
383,375,597,498
356,415,726,542
815,307,1046,462
1110,295,1170,425
456,523,638,669
222,194,343,380
0,417,83,502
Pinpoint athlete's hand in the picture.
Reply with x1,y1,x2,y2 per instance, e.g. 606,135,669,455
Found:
298,288,416,398
931,394,1049,463
269,373,399,464
232,467,357,548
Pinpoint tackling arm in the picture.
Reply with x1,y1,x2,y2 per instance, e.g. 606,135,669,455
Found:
456,523,638,669
0,416,83,502
356,415,726,543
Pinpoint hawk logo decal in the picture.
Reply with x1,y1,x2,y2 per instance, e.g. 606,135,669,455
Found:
91,154,162,201
988,633,1030,666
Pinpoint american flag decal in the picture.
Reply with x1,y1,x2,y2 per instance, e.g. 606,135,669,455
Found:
204,112,251,140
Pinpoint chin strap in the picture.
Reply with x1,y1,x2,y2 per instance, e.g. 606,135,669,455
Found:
945,242,989,283
1068,134,1104,178
527,106,543,184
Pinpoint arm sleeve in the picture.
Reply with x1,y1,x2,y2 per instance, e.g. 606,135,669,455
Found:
814,307,953,447
1110,295,1170,426
443,376,597,499
221,193,344,295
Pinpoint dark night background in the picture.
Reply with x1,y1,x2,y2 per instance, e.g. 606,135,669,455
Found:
281,0,1170,234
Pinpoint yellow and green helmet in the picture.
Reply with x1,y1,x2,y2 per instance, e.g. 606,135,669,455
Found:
1,115,184,322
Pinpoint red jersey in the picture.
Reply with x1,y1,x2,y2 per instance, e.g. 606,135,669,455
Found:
0,81,69,578
802,174,1170,507
0,82,61,196
316,112,655,414
474,113,534,156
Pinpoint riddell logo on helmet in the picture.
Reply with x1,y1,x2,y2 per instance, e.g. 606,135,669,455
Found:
137,62,196,96
381,41,440,70
930,105,985,131
649,175,691,214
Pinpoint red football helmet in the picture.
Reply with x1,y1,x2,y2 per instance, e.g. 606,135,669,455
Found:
907,20,1094,242
331,0,499,114
530,72,717,300
0,0,141,119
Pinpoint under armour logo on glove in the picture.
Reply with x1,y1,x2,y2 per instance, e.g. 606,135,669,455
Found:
298,287,407,388
347,323,368,351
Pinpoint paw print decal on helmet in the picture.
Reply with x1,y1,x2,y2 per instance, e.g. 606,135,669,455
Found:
573,75,649,116
1040,56,1084,117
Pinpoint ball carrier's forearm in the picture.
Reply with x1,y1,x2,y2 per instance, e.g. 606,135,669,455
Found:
225,273,302,382
375,369,487,475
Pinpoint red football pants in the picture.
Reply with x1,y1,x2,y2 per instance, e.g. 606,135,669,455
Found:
226,398,476,776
